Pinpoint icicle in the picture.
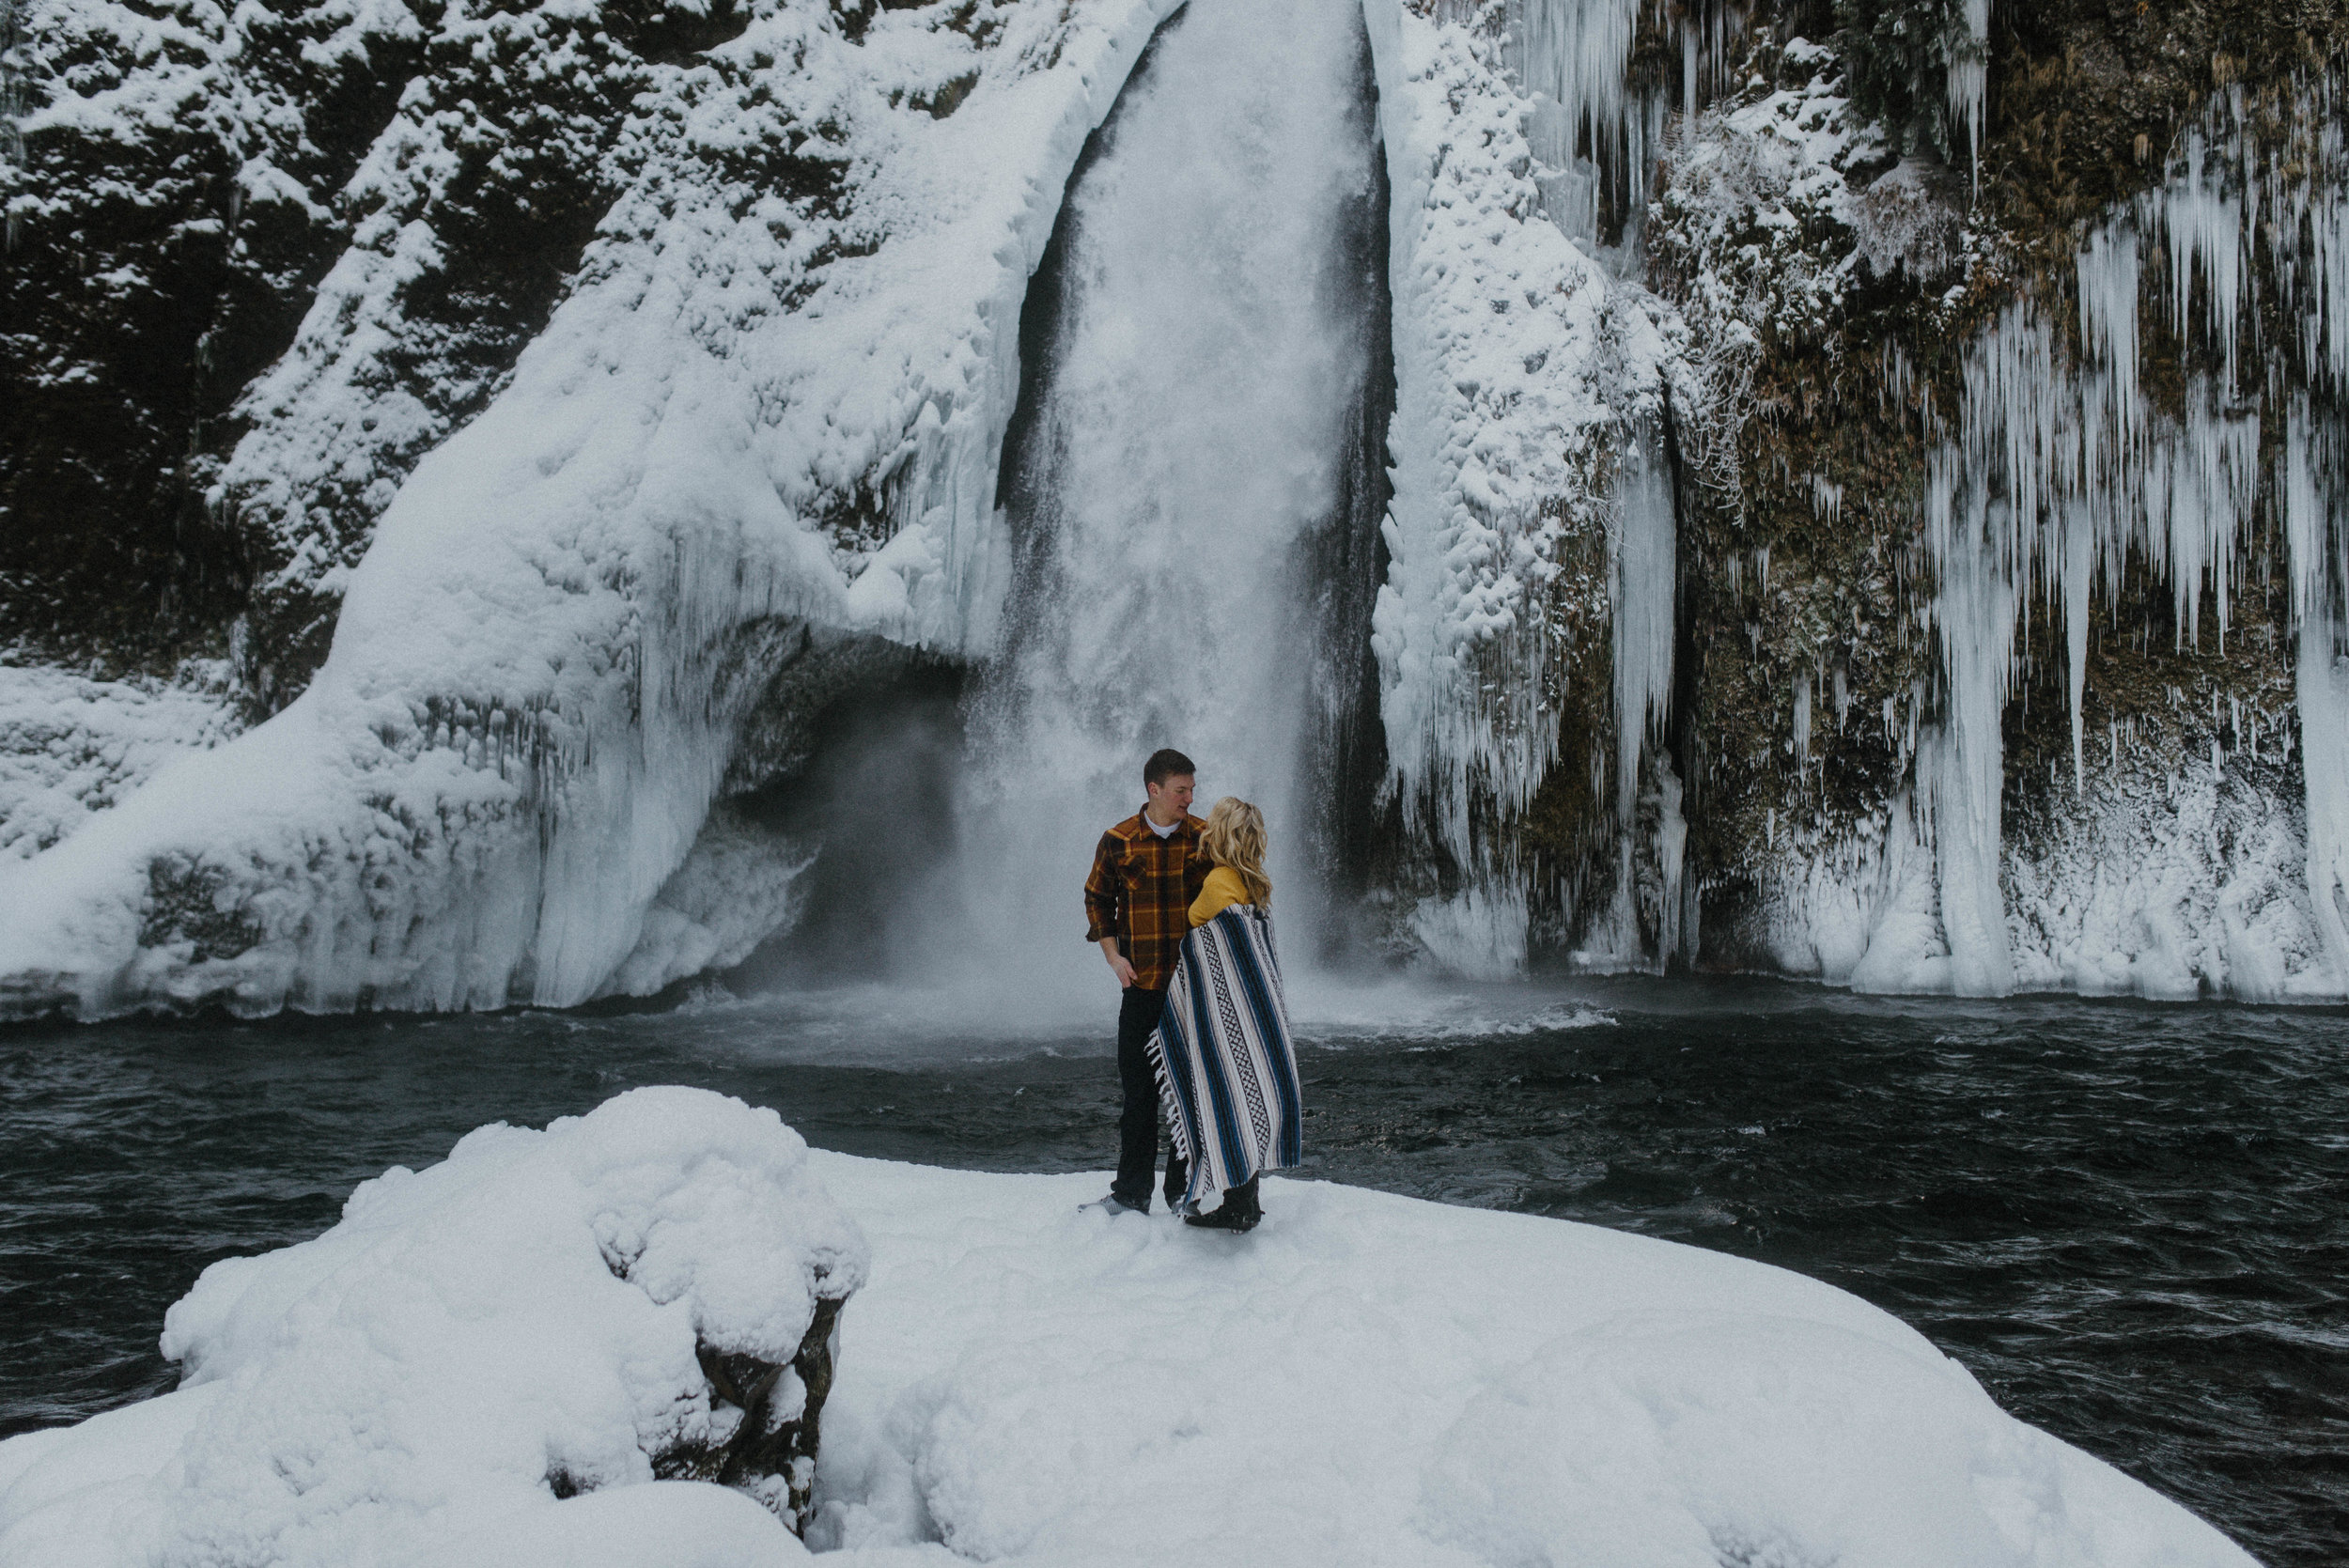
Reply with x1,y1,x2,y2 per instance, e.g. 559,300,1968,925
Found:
1654,755,1688,968
1925,538,2018,997
2300,597,2349,988
1512,0,1641,243
1946,0,1991,189
1612,427,1677,824
1811,474,1843,526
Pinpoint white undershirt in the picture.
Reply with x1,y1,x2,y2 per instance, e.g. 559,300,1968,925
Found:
1143,812,1182,838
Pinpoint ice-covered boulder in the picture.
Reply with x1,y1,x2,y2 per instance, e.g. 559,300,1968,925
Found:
804,1155,2254,1568
0,1087,865,1566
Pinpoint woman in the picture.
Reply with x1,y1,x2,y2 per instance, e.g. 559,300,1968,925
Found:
1147,797,1303,1233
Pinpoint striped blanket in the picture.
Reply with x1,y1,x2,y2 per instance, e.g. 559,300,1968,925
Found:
1146,904,1304,1211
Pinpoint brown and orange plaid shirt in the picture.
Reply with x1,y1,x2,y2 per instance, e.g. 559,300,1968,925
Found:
1082,809,1209,993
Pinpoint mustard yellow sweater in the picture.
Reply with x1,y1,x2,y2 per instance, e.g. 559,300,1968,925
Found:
1189,865,1266,926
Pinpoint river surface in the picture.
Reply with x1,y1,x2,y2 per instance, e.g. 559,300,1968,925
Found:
1,976,2342,1564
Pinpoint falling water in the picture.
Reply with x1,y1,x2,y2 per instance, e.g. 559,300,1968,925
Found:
941,0,1385,1003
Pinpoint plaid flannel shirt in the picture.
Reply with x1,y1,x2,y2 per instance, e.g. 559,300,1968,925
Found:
1082,810,1208,992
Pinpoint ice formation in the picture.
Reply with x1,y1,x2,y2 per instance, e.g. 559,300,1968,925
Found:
1764,84,2349,999
6,0,2347,1005
1363,0,1679,943
210,0,759,697
0,1087,865,1566
0,1104,2258,1567
0,665,236,867
0,0,1183,1016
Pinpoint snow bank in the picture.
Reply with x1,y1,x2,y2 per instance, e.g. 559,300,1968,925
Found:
0,1097,2251,1568
0,1087,863,1567
0,0,1182,1017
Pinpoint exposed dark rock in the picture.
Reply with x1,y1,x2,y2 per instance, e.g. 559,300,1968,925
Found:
651,1291,848,1533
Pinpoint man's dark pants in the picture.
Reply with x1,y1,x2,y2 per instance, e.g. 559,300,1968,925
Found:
1112,986,1189,1209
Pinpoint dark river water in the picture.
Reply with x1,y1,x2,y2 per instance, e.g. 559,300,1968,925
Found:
1,977,2341,1564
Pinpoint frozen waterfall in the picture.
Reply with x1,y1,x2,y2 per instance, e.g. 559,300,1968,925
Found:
0,0,1190,1017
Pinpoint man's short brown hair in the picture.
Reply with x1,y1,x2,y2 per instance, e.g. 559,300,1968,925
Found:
1143,748,1196,788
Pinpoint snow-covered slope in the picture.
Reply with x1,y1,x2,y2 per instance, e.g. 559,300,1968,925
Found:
0,1094,2254,1568
0,664,238,868
0,0,1180,1017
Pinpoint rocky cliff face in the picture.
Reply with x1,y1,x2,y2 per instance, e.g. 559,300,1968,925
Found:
3,0,749,700
1408,0,2349,999
1660,0,2349,997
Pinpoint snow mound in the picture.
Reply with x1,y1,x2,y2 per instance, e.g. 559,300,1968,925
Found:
1423,1314,2218,1568
0,1102,2256,1568
0,1087,864,1567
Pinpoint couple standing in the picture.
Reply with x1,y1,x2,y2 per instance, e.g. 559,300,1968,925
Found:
1081,748,1303,1231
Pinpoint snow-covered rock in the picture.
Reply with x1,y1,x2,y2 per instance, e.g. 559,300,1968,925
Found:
0,664,239,867
1363,0,1679,925
807,1154,2253,1568
0,1097,2254,1568
0,1087,864,1565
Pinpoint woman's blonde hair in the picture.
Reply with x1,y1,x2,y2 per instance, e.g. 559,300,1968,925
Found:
1200,797,1272,909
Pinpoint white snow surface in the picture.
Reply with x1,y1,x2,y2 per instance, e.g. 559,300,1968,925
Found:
0,664,238,868
0,0,1182,1017
0,1087,863,1568
0,1091,2254,1568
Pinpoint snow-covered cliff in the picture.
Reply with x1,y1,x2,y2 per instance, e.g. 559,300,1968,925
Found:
0,0,1180,1014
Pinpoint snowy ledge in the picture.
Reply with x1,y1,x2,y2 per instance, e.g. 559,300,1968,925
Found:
0,1088,2251,1568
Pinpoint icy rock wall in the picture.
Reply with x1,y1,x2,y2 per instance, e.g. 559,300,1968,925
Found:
0,1087,866,1559
0,0,1183,1017
1755,82,2349,999
1,0,750,694
1363,0,1687,970
211,0,762,713
1,0,422,675
0,663,238,866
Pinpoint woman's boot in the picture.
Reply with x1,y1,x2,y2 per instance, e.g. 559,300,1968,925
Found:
1183,1175,1260,1232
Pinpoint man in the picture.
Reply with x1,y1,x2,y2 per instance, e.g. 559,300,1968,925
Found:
1081,748,1208,1214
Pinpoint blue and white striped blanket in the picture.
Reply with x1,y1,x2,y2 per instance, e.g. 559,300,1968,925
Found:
1147,904,1304,1211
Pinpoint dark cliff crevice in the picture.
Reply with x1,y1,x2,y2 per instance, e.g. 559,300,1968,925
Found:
1304,12,1400,942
